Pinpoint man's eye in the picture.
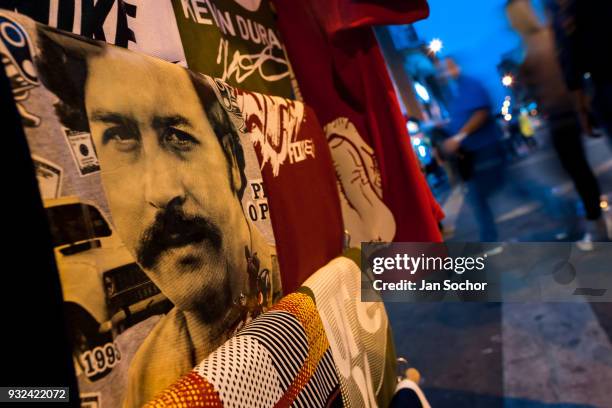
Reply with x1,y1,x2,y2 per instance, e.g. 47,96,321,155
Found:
102,127,138,152
163,128,199,151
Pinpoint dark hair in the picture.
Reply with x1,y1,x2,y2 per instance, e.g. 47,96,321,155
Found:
34,25,247,200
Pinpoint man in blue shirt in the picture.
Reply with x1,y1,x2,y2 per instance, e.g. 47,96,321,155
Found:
442,58,506,241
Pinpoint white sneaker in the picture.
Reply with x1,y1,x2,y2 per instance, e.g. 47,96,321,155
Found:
576,232,595,251
576,217,609,251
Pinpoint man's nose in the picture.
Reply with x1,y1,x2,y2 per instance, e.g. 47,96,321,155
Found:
144,153,185,210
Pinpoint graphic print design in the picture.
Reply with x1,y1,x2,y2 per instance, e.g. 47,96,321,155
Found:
305,257,391,407
173,0,294,97
325,117,396,243
242,91,314,175
0,15,41,126
63,128,101,176
4,1,186,64
208,77,315,176
32,155,63,199
0,9,281,405
216,36,290,85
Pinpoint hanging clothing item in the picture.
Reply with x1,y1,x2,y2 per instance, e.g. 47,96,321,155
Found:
271,0,443,244
204,80,344,293
0,9,340,405
145,291,343,408
170,0,345,291
0,0,297,97
170,0,297,98
302,255,398,407
0,0,187,63
145,255,398,407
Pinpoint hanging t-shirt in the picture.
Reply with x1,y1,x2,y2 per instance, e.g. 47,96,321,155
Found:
272,0,443,244
0,11,284,406
206,79,344,292
0,0,187,63
146,255,399,407
1,10,344,404
170,0,296,98
169,0,343,290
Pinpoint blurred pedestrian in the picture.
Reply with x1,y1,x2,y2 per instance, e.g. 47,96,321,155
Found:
506,0,608,245
441,58,507,241
544,0,612,138
518,110,537,148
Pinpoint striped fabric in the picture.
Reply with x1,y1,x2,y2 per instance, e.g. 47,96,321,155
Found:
237,311,309,390
291,350,340,408
145,256,397,407
145,292,342,407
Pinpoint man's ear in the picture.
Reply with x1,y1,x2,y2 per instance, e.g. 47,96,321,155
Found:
222,135,244,196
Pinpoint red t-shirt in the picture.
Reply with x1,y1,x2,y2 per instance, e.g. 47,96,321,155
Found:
272,0,443,243
232,87,344,292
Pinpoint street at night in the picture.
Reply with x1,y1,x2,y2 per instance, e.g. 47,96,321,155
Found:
390,135,612,407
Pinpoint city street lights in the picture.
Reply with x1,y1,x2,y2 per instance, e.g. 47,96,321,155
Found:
502,74,514,87
428,38,443,54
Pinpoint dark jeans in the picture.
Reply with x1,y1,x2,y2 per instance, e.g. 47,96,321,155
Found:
549,114,602,220
594,82,612,138
463,143,507,242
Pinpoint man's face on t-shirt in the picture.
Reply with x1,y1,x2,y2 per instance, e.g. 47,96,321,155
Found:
84,48,245,318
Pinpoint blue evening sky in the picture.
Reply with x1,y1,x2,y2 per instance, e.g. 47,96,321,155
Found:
413,0,545,109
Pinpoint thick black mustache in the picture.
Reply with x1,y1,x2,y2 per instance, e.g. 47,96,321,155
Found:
137,206,223,269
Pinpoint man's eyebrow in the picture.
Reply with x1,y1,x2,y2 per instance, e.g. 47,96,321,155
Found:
90,110,130,124
152,115,192,129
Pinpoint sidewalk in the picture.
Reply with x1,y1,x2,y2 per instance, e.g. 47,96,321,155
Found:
387,137,612,407
388,300,612,407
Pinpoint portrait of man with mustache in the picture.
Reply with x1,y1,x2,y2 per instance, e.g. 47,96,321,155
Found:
34,26,280,407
